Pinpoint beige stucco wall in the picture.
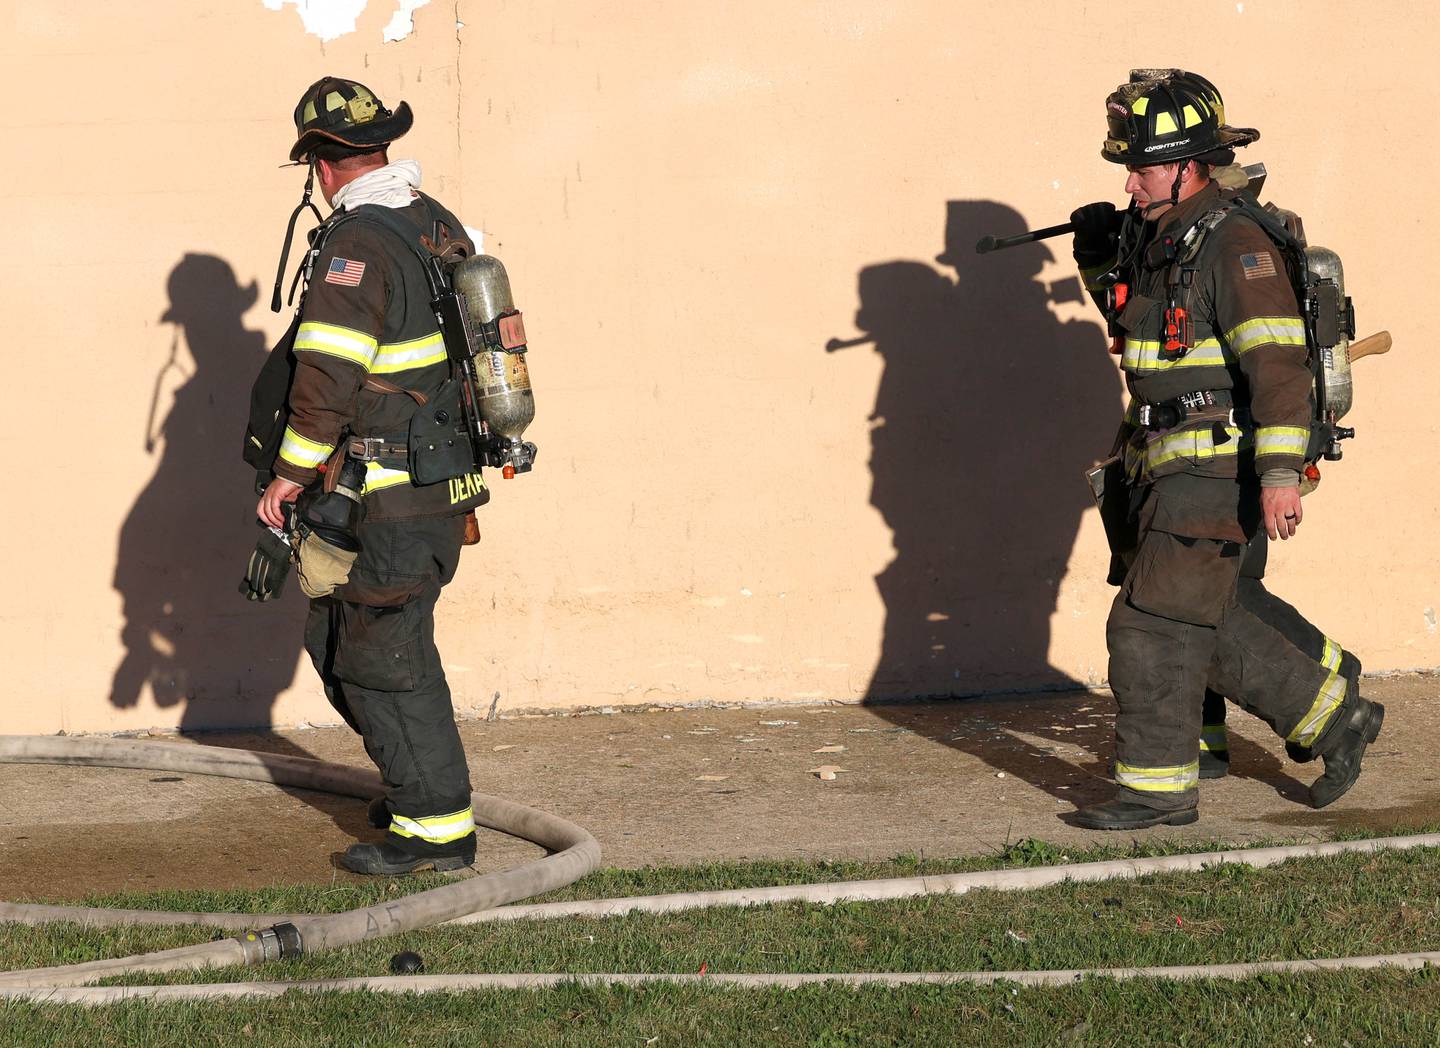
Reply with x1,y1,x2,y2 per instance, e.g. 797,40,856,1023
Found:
3,1,1435,735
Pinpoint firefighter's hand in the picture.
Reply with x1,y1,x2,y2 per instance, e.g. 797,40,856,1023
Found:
1262,486,1303,541
1070,201,1121,263
258,477,303,529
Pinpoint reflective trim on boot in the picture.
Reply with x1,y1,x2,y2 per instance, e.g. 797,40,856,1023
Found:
1286,659,1349,749
1310,698,1384,810
1115,760,1199,794
389,807,476,845
1288,647,1363,765
1198,724,1229,779
1074,800,1200,830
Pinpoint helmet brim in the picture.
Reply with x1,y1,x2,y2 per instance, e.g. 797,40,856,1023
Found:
1101,124,1260,165
289,100,413,162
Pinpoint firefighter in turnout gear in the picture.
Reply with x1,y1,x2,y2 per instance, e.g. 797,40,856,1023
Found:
251,77,487,873
1069,70,1383,829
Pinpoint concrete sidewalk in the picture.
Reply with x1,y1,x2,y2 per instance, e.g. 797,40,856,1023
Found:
2,674,1435,901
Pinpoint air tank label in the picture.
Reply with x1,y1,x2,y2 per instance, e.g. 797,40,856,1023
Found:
479,351,531,393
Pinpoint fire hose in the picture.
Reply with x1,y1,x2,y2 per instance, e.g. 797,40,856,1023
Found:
0,736,1436,1002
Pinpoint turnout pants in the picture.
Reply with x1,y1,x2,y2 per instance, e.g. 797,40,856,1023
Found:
305,513,475,852
1199,534,1350,759
1107,476,1349,811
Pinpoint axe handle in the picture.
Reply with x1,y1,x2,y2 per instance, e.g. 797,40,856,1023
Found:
1347,330,1391,362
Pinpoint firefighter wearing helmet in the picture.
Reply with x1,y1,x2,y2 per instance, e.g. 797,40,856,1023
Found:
1067,70,1382,829
240,77,488,873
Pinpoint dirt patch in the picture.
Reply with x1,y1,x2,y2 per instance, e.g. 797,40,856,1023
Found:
2,673,1435,901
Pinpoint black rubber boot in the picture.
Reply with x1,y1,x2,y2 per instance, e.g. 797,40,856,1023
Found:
1286,651,1363,765
1073,800,1199,830
340,834,476,876
1310,697,1384,810
367,796,391,830
1198,750,1230,780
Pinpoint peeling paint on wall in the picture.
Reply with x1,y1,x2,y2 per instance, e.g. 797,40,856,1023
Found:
262,0,431,43
382,0,432,42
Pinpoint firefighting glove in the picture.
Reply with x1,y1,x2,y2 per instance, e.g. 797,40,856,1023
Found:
239,529,293,602
295,528,359,599
1070,201,1122,268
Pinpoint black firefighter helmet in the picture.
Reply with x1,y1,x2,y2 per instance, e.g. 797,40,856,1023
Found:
1102,69,1259,166
289,76,413,162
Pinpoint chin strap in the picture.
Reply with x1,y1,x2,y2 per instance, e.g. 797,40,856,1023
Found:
270,160,324,313
1168,160,1186,207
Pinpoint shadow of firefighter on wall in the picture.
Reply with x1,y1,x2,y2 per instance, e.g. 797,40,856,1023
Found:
830,199,1300,805
110,254,367,831
829,200,1124,803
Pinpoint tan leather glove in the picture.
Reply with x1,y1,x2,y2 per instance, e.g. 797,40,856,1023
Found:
295,530,358,599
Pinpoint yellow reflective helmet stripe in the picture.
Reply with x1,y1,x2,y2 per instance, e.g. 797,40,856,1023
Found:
1182,104,1203,128
295,322,380,370
277,426,335,470
1255,426,1309,459
1223,316,1308,356
389,807,476,844
362,461,411,494
1131,96,1149,117
1287,667,1349,747
1153,110,1179,136
1116,760,1199,793
372,331,447,375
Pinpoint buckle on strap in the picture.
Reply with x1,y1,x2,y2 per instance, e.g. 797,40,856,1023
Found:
1136,390,1233,430
346,436,408,461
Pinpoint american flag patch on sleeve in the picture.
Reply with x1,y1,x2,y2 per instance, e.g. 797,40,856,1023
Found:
324,257,366,286
1240,251,1277,280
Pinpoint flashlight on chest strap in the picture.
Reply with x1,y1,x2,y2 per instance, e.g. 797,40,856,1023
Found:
1162,304,1192,359
1104,281,1129,355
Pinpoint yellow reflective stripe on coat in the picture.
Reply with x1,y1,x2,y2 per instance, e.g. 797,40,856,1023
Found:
294,321,380,369
1138,423,1247,472
389,807,476,844
1255,425,1309,459
363,461,411,494
1121,337,1226,372
372,331,447,375
277,426,335,470
1115,760,1199,793
1199,725,1229,753
1222,316,1307,356
1286,666,1349,747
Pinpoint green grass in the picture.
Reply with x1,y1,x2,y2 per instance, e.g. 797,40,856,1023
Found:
3,973,1440,1047
4,841,1440,1045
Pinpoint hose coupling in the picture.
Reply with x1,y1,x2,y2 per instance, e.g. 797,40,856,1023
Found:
238,921,305,963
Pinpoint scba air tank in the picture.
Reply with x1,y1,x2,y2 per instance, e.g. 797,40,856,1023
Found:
451,254,537,475
1306,245,1353,424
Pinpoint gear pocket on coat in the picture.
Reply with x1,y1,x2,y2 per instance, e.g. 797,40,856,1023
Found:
1122,530,1242,627
334,601,422,692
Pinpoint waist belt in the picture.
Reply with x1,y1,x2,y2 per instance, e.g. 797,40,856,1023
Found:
1135,389,1244,431
346,436,409,462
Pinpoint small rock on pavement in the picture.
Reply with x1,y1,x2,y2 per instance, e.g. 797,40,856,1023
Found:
809,765,844,781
